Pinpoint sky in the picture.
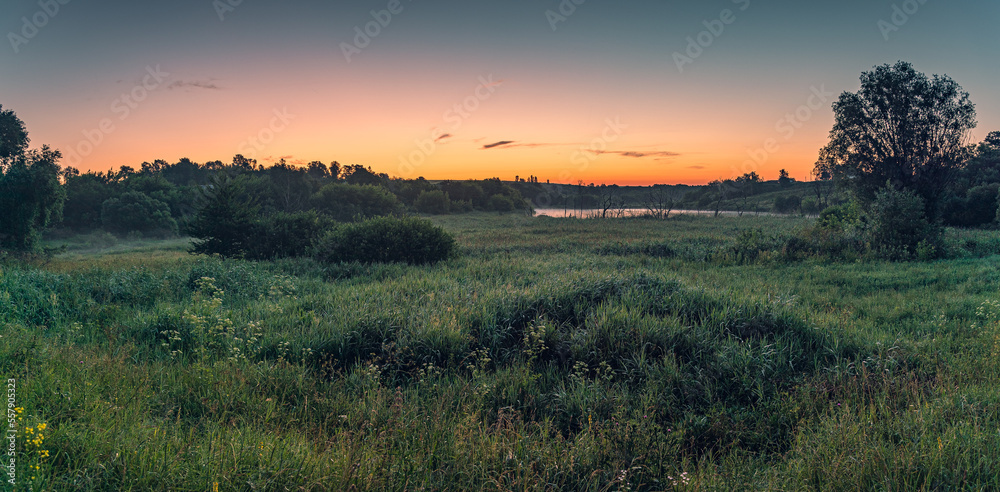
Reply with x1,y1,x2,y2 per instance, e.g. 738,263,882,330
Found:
1,0,998,185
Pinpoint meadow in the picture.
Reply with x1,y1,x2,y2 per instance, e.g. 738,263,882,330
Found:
3,213,1000,490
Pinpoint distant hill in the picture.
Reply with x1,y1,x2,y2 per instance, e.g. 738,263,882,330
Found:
509,179,843,216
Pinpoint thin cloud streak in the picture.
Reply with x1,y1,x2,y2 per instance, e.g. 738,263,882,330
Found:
167,80,223,91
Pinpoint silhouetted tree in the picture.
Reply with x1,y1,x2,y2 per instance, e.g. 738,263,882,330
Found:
814,61,976,215
0,146,64,251
0,107,64,251
778,169,793,187
0,105,29,161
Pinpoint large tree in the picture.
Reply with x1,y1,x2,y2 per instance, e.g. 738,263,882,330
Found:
0,104,29,160
0,147,65,251
0,107,64,252
814,61,976,215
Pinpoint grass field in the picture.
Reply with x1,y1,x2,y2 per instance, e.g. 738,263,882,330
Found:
3,213,1000,490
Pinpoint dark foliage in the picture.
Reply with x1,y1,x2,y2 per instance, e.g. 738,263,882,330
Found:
101,191,178,236
815,62,976,216
311,182,403,222
313,216,455,265
0,147,64,252
414,190,451,214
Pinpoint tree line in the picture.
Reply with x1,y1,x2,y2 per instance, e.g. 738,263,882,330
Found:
2,61,1000,262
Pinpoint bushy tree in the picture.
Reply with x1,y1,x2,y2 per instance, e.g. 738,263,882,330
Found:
311,183,402,222
773,195,802,214
778,169,793,187
864,186,941,260
101,191,178,236
487,194,516,212
246,210,332,260
0,105,29,160
313,216,454,265
0,106,64,251
815,61,976,215
414,190,451,214
62,173,114,230
941,183,999,227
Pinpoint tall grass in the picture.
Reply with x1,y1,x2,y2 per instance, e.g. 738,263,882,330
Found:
2,214,999,490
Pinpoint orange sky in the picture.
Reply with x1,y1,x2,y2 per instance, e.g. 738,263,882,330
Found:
3,1,997,186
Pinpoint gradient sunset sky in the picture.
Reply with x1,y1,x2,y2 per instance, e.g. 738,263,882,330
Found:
2,0,998,185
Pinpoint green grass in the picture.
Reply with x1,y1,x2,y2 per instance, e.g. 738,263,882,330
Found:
3,214,1000,490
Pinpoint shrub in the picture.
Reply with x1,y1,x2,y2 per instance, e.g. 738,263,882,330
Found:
727,228,783,263
800,197,820,214
414,190,451,214
865,186,941,260
313,216,455,265
783,202,865,260
772,195,802,214
101,191,178,236
816,202,861,231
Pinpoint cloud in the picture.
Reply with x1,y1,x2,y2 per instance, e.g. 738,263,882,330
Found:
434,133,453,143
167,80,222,91
594,150,681,159
482,140,515,149
480,141,570,150
686,165,706,169
478,141,681,159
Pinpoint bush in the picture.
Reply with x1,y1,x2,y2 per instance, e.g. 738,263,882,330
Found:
941,183,999,227
865,186,941,260
311,183,402,222
772,195,802,214
800,197,820,214
785,202,865,261
245,211,333,260
101,191,178,236
414,190,451,214
727,228,783,263
313,216,455,265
